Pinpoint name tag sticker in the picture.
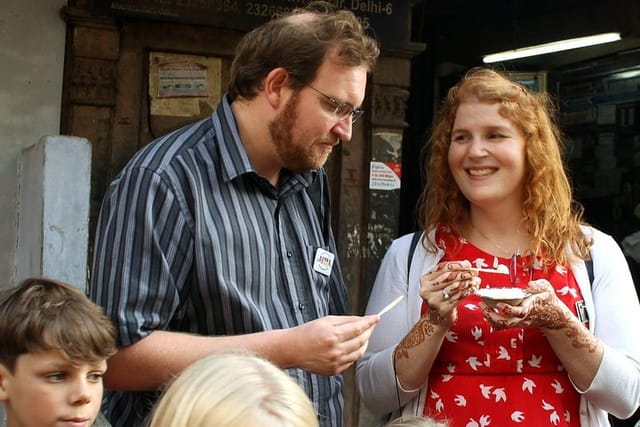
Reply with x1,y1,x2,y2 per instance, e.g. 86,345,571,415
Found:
313,248,335,276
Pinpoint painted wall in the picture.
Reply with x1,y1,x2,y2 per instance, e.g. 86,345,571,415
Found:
0,2,66,423
0,0,67,288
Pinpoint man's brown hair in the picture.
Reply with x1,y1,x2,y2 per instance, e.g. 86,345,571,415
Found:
228,1,379,100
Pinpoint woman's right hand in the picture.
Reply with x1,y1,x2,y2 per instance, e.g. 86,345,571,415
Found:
392,261,481,390
419,260,480,327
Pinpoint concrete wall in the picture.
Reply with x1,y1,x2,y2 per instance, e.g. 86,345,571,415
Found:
0,2,66,424
0,0,67,289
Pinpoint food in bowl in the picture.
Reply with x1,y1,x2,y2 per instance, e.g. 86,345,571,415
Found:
476,287,530,307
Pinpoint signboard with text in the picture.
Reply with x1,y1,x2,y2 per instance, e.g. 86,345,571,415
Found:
93,0,410,50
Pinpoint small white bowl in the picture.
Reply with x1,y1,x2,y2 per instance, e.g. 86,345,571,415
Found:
476,287,530,307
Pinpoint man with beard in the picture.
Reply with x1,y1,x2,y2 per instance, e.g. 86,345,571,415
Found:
89,2,380,427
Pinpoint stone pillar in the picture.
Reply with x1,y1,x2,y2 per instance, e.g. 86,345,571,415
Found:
16,136,92,291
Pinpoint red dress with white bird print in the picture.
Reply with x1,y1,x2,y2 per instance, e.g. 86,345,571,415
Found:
423,225,584,427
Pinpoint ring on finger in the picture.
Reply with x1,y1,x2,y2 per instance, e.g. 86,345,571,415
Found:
442,288,451,300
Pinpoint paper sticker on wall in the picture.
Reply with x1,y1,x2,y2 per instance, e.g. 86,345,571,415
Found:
158,62,208,98
149,52,222,118
369,161,401,190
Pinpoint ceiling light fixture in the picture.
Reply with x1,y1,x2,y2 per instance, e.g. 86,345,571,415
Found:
482,32,621,63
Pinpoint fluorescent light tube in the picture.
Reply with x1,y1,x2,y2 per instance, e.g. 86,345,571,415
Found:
483,32,621,63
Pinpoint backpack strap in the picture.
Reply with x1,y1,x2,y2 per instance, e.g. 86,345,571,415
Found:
585,258,594,285
575,254,594,326
391,230,423,420
407,231,423,282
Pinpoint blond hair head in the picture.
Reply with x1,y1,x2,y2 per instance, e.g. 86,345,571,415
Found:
387,415,449,427
148,351,319,427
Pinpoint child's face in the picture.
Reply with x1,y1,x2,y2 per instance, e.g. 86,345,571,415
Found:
0,348,107,427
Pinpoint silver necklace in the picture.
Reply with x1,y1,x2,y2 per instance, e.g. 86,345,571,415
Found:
470,223,523,258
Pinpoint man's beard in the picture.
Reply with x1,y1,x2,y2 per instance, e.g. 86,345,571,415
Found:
269,92,334,173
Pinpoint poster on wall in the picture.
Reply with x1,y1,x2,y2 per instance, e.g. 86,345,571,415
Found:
369,161,401,190
149,52,222,118
157,62,209,98
369,131,402,191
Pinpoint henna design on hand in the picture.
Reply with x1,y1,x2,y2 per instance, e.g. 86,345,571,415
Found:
493,319,509,329
564,324,599,352
529,295,599,352
395,317,439,360
425,309,446,325
527,297,567,329
484,279,600,353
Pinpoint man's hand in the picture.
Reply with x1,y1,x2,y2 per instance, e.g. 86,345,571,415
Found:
288,315,379,375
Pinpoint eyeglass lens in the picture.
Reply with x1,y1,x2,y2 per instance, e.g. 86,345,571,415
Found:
309,86,364,123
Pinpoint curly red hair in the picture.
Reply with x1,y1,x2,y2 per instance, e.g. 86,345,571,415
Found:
417,67,591,266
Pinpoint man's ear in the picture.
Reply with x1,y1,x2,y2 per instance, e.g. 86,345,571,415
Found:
0,363,11,401
263,67,291,108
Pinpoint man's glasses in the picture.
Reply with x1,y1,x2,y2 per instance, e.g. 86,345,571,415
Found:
308,86,365,123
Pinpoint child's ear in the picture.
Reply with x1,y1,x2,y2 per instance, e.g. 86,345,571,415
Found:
0,363,10,401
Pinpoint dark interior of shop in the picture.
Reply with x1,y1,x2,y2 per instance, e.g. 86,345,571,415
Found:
400,0,640,307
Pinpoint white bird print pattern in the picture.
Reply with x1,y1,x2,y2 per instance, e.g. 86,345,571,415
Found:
480,384,493,399
471,325,484,345
467,356,484,371
551,379,564,394
511,411,525,423
497,346,511,360
555,265,568,275
542,400,561,424
465,415,491,427
528,354,542,368
471,326,483,341
557,285,578,298
442,364,455,381
421,226,584,425
492,388,507,402
455,395,467,406
522,378,536,394
473,258,490,269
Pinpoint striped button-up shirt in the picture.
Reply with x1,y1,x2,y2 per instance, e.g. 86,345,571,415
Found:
91,94,348,427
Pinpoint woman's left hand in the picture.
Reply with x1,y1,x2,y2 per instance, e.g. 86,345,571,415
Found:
480,279,570,330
